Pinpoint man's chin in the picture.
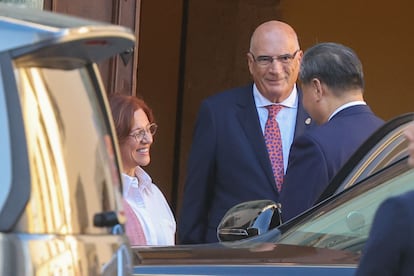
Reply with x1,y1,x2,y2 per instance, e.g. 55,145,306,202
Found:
267,89,291,102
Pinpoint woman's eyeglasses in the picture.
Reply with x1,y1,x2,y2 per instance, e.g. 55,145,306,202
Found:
128,123,158,142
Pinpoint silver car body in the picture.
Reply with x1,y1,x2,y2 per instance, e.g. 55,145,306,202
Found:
0,4,134,275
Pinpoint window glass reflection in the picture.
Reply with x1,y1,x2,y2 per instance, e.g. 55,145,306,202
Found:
15,66,119,234
278,163,414,253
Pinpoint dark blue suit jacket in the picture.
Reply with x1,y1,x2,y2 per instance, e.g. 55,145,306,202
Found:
280,105,384,221
178,84,313,244
356,190,414,276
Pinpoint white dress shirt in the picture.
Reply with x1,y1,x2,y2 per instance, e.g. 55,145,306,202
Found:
253,84,298,173
122,167,176,246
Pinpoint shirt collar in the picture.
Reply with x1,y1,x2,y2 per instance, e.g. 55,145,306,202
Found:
253,83,298,109
134,166,153,193
122,173,138,198
122,167,153,197
328,101,367,121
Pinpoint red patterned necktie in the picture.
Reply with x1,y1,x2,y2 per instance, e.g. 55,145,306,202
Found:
264,105,284,192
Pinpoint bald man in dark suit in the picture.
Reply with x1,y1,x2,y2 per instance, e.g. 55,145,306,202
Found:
178,20,314,244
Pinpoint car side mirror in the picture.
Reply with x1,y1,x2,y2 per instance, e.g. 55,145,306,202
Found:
217,200,282,242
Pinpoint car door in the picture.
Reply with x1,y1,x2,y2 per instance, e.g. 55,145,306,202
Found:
233,154,414,256
276,156,413,254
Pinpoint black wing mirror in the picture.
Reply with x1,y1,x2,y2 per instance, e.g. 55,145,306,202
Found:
217,200,282,242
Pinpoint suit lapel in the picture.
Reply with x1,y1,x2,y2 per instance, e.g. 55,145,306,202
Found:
294,89,314,139
235,85,278,191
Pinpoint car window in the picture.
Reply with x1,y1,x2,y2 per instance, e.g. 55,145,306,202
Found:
277,158,412,253
12,65,122,234
318,113,414,203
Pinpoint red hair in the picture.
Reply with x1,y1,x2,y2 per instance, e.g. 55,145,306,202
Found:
109,94,155,144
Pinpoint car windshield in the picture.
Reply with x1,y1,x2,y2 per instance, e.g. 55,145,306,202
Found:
276,158,413,253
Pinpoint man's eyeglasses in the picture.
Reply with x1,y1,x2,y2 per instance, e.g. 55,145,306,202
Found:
128,123,158,142
249,49,300,67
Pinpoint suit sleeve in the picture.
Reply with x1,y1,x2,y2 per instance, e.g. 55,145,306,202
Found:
177,100,216,244
279,134,329,221
355,196,408,275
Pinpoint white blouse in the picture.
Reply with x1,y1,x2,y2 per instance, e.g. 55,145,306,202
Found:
122,167,176,245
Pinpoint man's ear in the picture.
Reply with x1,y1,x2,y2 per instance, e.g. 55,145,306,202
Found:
311,78,323,101
247,52,254,75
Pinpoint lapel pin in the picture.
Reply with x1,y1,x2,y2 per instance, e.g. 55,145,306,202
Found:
305,117,312,125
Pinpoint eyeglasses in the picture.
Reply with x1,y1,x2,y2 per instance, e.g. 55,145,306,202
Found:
249,49,300,67
128,123,158,142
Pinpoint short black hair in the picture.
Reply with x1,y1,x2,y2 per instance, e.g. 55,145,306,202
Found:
299,42,364,92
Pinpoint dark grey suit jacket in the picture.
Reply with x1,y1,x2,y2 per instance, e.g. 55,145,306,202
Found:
178,83,313,244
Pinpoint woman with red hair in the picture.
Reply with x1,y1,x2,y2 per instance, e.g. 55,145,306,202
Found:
109,94,176,246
